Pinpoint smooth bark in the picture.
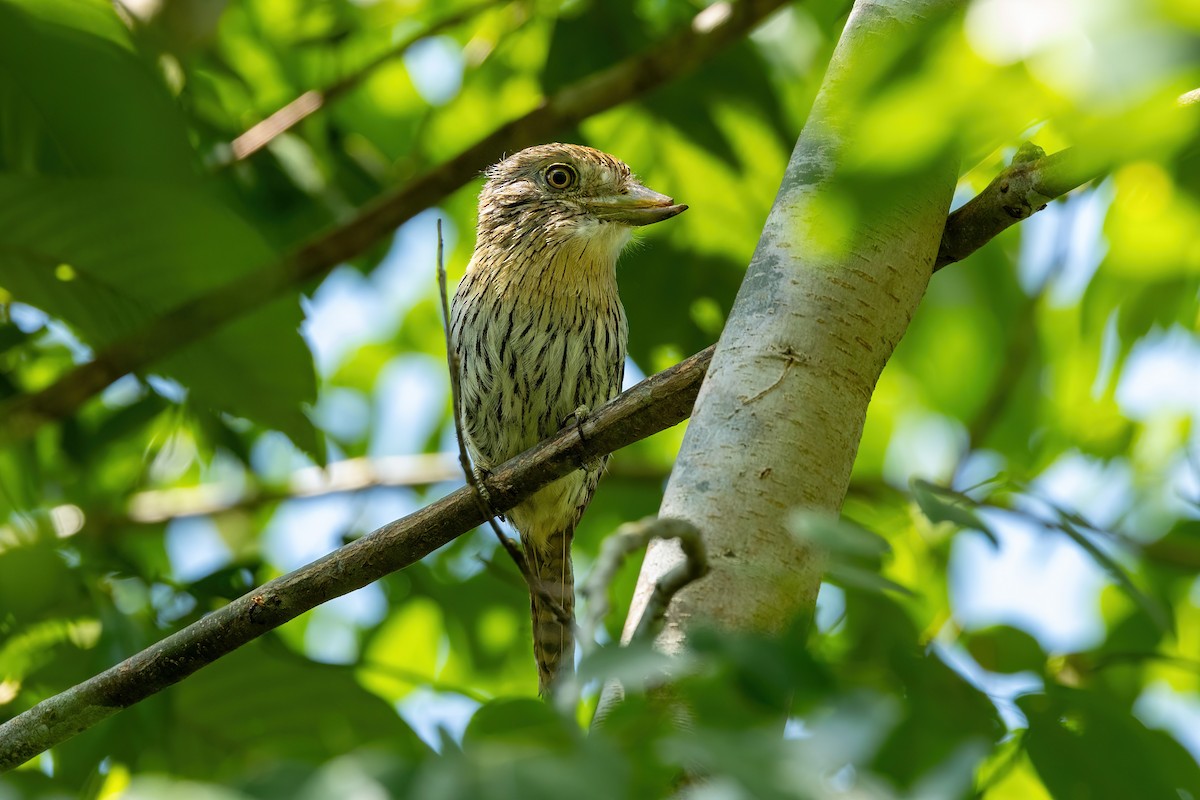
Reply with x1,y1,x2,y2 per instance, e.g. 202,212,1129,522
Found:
617,0,964,664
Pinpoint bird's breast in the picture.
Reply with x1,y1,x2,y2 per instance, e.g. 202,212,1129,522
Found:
451,263,628,467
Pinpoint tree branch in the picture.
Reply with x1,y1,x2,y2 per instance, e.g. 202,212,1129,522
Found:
123,454,461,523
101,454,667,524
934,145,1095,270
0,345,713,772
0,0,790,447
578,516,708,655
225,0,507,163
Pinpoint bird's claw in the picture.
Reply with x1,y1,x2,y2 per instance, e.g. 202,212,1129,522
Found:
562,405,592,471
473,465,504,520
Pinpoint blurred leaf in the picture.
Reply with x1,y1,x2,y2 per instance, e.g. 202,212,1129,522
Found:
965,625,1047,674
159,642,426,779
541,0,651,95
1142,518,1200,573
825,562,916,597
1021,687,1200,800
641,39,795,169
577,639,694,690
1051,517,1172,636
463,698,577,751
912,479,1000,546
0,0,196,179
0,175,319,455
873,650,1003,789
0,538,85,625
789,510,891,559
0,321,30,354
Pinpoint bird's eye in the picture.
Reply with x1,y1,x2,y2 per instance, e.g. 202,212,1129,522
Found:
544,163,578,190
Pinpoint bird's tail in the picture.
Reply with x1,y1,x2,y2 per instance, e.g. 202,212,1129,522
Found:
524,528,575,696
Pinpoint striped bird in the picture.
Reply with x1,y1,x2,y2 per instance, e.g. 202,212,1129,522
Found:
450,143,686,694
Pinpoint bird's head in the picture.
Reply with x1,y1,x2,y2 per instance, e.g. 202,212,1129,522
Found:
475,143,686,264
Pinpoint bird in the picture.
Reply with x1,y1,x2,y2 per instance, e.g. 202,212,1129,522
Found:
450,143,686,695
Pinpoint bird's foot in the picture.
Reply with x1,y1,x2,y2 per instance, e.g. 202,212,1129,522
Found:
472,465,504,521
561,405,592,470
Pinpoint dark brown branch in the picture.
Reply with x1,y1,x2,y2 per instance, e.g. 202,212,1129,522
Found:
0,0,789,447
0,345,714,772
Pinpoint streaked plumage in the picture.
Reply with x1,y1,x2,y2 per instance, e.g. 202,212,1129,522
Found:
450,143,685,694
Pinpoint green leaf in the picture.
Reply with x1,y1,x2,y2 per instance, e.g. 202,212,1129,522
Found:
1142,518,1200,573
159,644,427,778
0,175,319,455
542,0,651,96
965,625,1046,674
0,538,85,625
788,510,892,559
463,698,578,752
872,650,1002,789
577,639,694,689
1021,687,1200,800
825,562,917,597
0,0,196,179
911,479,1000,546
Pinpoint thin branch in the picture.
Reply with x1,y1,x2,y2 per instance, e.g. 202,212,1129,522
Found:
226,0,508,163
124,454,461,523
1080,651,1200,674
934,144,1095,270
579,516,707,653
435,219,572,627
584,516,707,726
0,344,713,772
0,0,790,447
96,455,668,525
628,521,708,643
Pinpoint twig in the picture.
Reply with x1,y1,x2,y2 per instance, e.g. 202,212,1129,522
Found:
434,219,571,628
579,516,707,652
934,145,1086,270
931,90,1200,272
224,0,508,163
124,454,461,522
0,328,714,773
0,0,789,447
1080,651,1200,674
88,454,668,526
585,516,707,727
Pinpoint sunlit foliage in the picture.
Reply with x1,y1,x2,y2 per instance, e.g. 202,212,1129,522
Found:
1,0,1198,797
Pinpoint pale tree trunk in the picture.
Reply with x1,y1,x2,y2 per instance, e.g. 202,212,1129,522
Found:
617,0,962,662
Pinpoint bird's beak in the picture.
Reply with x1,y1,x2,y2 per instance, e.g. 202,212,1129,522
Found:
588,183,688,227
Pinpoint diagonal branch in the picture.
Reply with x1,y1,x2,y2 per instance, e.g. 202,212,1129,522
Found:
933,88,1196,272
934,144,1091,270
226,0,507,163
0,346,712,772
0,0,790,447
